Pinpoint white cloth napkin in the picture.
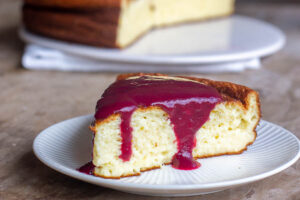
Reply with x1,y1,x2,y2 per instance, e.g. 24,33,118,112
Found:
22,44,261,73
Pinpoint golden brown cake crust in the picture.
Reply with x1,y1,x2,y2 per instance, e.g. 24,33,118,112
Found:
91,73,261,179
22,5,120,48
24,0,123,9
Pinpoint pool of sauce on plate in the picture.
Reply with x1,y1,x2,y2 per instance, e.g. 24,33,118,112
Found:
78,161,95,175
79,76,222,173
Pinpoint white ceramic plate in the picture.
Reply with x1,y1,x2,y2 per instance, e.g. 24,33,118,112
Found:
33,115,300,197
20,15,285,65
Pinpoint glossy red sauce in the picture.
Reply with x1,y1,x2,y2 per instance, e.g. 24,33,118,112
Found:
94,76,222,170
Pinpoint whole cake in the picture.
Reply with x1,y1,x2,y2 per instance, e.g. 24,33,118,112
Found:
81,73,260,178
23,0,235,48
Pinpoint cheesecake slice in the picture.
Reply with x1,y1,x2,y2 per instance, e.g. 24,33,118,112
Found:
89,73,260,178
23,0,235,48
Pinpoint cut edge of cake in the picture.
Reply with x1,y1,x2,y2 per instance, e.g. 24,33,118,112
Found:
90,73,261,178
117,0,235,48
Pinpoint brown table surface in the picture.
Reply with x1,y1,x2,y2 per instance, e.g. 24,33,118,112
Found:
1,0,300,199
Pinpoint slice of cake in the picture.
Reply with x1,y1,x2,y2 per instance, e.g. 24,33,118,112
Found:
23,0,235,48
87,73,260,178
